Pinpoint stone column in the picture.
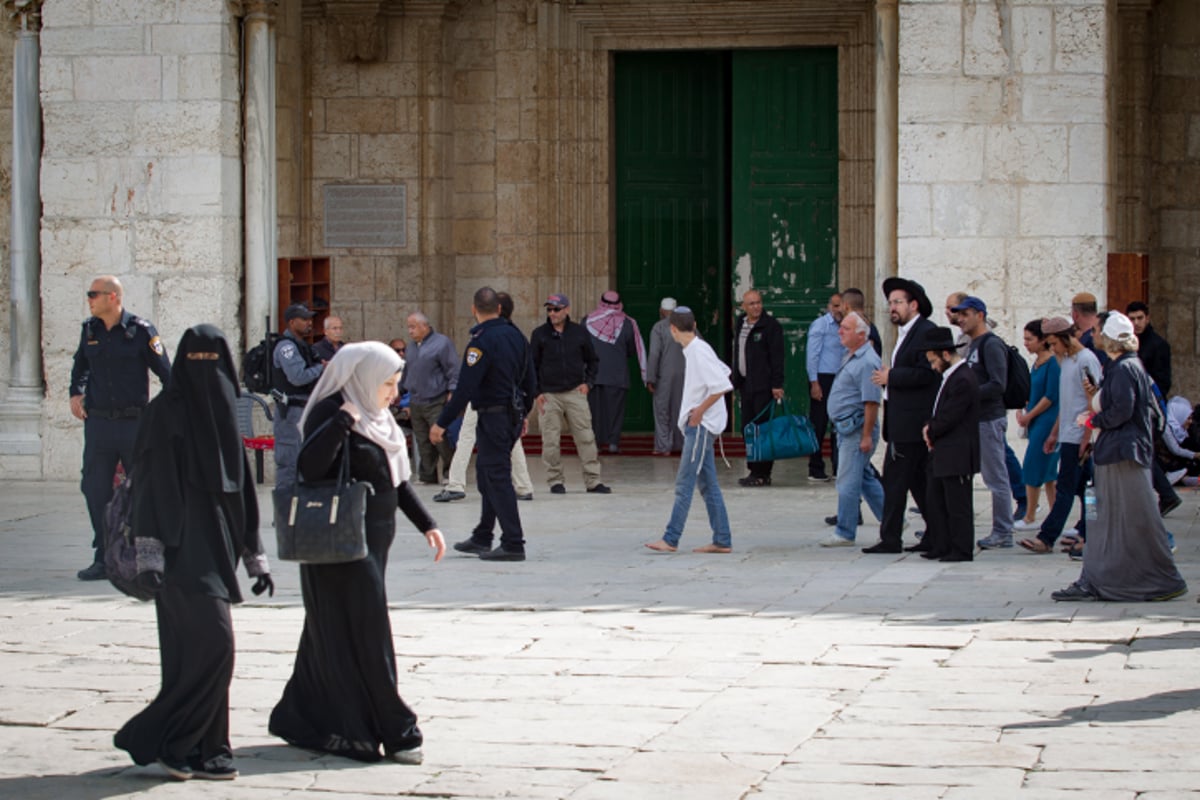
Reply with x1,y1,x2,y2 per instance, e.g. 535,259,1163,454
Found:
238,0,279,345
0,0,45,476
874,0,898,346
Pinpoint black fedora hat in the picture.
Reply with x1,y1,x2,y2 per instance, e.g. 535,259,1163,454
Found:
916,326,960,353
882,277,934,319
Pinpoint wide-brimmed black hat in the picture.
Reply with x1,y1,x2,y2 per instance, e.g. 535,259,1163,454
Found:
916,326,961,353
882,277,934,318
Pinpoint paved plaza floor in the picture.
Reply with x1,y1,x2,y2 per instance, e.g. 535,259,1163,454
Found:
2,452,1199,799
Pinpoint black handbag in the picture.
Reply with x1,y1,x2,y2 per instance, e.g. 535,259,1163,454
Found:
275,430,373,564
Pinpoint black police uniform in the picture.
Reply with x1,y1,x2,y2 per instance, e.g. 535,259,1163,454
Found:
436,317,537,555
271,330,323,494
70,309,171,563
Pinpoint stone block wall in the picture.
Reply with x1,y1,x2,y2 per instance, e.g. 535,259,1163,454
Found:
38,0,244,478
0,24,13,398
897,0,1113,341
1150,0,1200,400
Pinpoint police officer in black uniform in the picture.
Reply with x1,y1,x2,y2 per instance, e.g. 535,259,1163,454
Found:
70,275,171,580
272,304,325,498
431,286,536,562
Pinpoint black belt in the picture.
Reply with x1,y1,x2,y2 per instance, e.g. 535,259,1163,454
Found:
476,405,509,414
89,407,141,419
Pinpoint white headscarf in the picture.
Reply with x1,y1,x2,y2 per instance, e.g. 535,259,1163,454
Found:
300,341,411,486
1168,396,1192,445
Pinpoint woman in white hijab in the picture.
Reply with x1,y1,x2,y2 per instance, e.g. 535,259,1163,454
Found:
270,342,445,765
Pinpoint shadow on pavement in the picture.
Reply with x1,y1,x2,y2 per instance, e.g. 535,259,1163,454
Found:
1003,687,1200,730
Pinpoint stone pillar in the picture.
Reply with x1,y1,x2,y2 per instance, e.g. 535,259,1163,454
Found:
875,0,898,346
239,0,279,345
0,0,45,476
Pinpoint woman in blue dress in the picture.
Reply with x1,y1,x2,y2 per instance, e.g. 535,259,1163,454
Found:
1014,319,1060,533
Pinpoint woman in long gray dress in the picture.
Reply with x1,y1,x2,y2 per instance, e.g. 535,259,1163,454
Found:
1051,312,1187,602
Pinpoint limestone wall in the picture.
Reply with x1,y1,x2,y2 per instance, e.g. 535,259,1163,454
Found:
897,0,1114,341
1150,0,1200,400
0,24,13,399
38,0,244,479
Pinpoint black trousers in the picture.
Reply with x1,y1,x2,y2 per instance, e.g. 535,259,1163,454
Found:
81,415,139,556
471,410,525,552
808,373,837,476
925,471,975,560
741,388,776,477
880,440,929,547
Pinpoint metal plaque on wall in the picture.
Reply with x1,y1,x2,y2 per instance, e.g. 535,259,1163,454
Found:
323,184,407,248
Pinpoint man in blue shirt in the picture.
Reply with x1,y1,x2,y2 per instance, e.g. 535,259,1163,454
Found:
822,311,884,546
401,312,460,484
805,293,845,481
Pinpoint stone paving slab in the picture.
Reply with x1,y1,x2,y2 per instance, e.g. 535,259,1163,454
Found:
2,458,1199,798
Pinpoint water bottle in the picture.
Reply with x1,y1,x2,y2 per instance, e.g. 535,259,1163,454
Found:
1083,483,1098,521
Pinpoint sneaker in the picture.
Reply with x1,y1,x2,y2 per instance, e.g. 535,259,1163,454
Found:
808,472,830,482
977,534,1014,549
586,484,612,494
190,755,238,781
1013,519,1041,531
1051,582,1098,602
433,489,466,503
819,533,855,547
1149,586,1187,602
157,758,193,781
516,493,533,501
390,747,424,765
550,484,566,494
77,561,107,581
1166,532,1176,554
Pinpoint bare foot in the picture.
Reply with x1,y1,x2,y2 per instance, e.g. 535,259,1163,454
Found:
644,540,677,553
693,543,732,554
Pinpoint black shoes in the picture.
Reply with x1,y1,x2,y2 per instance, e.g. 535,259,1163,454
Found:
479,548,526,562
1051,582,1098,602
586,484,612,494
77,561,107,581
862,543,901,554
808,471,831,482
433,489,466,502
1160,496,1182,517
158,758,193,781
517,493,533,501
189,755,238,781
550,484,566,494
904,543,932,553
453,539,492,555
823,511,863,527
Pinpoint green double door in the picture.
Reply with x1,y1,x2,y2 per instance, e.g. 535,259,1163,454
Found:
615,48,839,432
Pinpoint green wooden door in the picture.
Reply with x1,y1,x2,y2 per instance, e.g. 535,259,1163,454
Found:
731,48,838,418
615,51,727,433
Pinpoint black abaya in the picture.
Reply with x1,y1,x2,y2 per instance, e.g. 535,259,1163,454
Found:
269,395,434,761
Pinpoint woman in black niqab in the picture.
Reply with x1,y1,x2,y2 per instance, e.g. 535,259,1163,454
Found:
114,324,273,782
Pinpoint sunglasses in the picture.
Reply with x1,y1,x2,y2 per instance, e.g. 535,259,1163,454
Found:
393,347,406,355
86,290,111,299
546,306,564,313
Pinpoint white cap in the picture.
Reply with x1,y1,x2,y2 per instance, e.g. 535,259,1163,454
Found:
660,297,678,311
1103,310,1135,340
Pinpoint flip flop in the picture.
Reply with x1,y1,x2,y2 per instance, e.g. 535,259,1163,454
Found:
1018,538,1051,554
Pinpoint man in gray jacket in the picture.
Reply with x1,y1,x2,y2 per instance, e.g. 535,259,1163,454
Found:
954,296,1014,549
401,312,460,484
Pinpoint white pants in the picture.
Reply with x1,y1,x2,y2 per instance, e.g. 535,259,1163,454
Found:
445,405,534,495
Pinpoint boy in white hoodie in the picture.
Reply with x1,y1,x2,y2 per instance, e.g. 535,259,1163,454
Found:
645,307,735,553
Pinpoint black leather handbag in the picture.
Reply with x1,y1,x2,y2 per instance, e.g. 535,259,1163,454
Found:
275,430,373,564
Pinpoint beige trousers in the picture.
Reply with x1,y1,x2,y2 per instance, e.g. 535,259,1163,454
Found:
539,390,602,489
445,405,534,495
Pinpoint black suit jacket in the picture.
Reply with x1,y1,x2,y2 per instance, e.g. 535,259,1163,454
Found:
882,316,940,443
1138,325,1171,395
926,362,981,478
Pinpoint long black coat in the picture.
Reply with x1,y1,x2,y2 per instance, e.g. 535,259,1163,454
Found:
882,316,940,443
732,313,785,394
926,362,981,478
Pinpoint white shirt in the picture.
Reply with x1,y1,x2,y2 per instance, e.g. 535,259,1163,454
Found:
679,335,733,434
884,314,919,402
932,358,967,415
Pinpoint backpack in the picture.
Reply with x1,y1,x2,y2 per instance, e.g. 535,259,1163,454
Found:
241,332,282,394
980,333,1031,410
103,474,157,602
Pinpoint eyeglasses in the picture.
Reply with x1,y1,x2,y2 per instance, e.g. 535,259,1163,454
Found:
393,347,406,355
86,290,111,299
546,306,564,313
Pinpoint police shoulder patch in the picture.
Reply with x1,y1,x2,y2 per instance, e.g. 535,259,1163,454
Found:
466,347,483,366
149,335,165,356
